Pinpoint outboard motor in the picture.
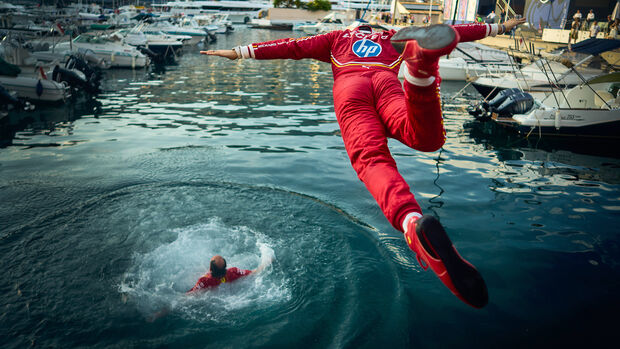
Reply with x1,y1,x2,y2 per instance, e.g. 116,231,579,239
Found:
487,88,521,110
495,92,535,116
52,65,99,95
208,32,217,43
66,55,102,94
137,46,162,64
468,88,522,120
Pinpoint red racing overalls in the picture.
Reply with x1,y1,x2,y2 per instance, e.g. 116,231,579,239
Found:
237,24,497,231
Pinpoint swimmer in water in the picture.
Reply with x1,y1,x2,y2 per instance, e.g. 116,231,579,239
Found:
147,254,273,321
203,18,526,308
187,255,271,293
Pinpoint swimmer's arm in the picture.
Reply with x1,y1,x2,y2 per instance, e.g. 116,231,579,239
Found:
252,256,274,274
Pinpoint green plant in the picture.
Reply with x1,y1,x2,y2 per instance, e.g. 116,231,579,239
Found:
273,0,302,8
304,0,332,11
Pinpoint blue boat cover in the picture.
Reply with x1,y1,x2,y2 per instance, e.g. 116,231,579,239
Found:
570,38,620,55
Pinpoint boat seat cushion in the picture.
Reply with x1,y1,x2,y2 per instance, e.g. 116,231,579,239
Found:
594,90,614,108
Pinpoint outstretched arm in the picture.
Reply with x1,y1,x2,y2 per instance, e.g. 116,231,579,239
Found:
200,31,338,62
200,49,238,60
453,17,527,42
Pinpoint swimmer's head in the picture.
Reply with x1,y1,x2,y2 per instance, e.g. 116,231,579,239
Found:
210,255,227,278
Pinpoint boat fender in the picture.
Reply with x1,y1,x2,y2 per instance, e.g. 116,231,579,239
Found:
554,109,561,130
36,80,44,97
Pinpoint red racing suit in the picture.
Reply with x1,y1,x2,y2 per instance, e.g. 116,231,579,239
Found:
187,267,252,293
236,24,497,231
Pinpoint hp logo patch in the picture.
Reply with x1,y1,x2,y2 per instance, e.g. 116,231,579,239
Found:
352,39,382,58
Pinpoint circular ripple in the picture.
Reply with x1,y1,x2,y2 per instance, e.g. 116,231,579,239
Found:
1,181,404,348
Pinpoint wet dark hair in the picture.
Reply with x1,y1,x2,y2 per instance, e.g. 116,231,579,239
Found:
210,258,227,278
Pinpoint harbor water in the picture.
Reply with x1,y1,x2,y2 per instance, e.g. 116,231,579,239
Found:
1,28,619,348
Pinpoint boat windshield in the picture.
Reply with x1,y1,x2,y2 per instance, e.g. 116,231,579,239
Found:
74,35,110,44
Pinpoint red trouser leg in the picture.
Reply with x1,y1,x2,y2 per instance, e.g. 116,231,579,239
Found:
372,70,445,152
333,71,443,231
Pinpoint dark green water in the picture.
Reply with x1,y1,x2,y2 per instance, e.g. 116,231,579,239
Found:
1,28,619,348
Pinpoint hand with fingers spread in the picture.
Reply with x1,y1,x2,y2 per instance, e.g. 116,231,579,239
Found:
502,17,527,33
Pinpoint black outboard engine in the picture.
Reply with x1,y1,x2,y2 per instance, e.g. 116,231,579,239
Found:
0,84,20,106
66,54,102,93
52,65,99,95
487,88,521,110
138,46,160,63
468,88,522,120
495,92,535,116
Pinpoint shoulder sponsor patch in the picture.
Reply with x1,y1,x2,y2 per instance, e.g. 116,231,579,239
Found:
352,39,382,58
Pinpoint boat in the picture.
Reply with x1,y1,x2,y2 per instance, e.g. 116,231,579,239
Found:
397,42,517,81
151,1,272,24
470,60,600,99
495,72,620,138
0,45,71,103
0,70,71,103
52,35,150,69
298,12,350,35
193,13,234,34
471,37,620,99
144,21,207,45
107,28,184,61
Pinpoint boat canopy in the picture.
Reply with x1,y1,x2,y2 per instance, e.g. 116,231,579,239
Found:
570,38,620,56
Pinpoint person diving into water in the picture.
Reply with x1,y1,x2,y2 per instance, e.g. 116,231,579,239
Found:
202,18,526,308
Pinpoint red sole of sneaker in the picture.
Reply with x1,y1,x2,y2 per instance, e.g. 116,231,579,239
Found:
416,215,489,308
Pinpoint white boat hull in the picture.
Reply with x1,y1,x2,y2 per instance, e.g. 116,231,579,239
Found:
507,108,620,138
0,76,70,102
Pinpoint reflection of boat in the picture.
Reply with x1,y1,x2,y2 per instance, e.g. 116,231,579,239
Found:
496,72,620,138
464,110,620,160
0,96,102,148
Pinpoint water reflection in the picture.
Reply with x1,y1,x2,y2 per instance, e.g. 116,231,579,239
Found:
464,120,620,184
0,97,102,148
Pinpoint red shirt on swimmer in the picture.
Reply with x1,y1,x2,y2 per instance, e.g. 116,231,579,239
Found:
187,255,253,293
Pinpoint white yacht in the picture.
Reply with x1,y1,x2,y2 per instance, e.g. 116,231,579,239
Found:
53,35,150,69
144,21,207,45
107,29,184,58
152,1,272,24
298,12,350,35
504,72,620,138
